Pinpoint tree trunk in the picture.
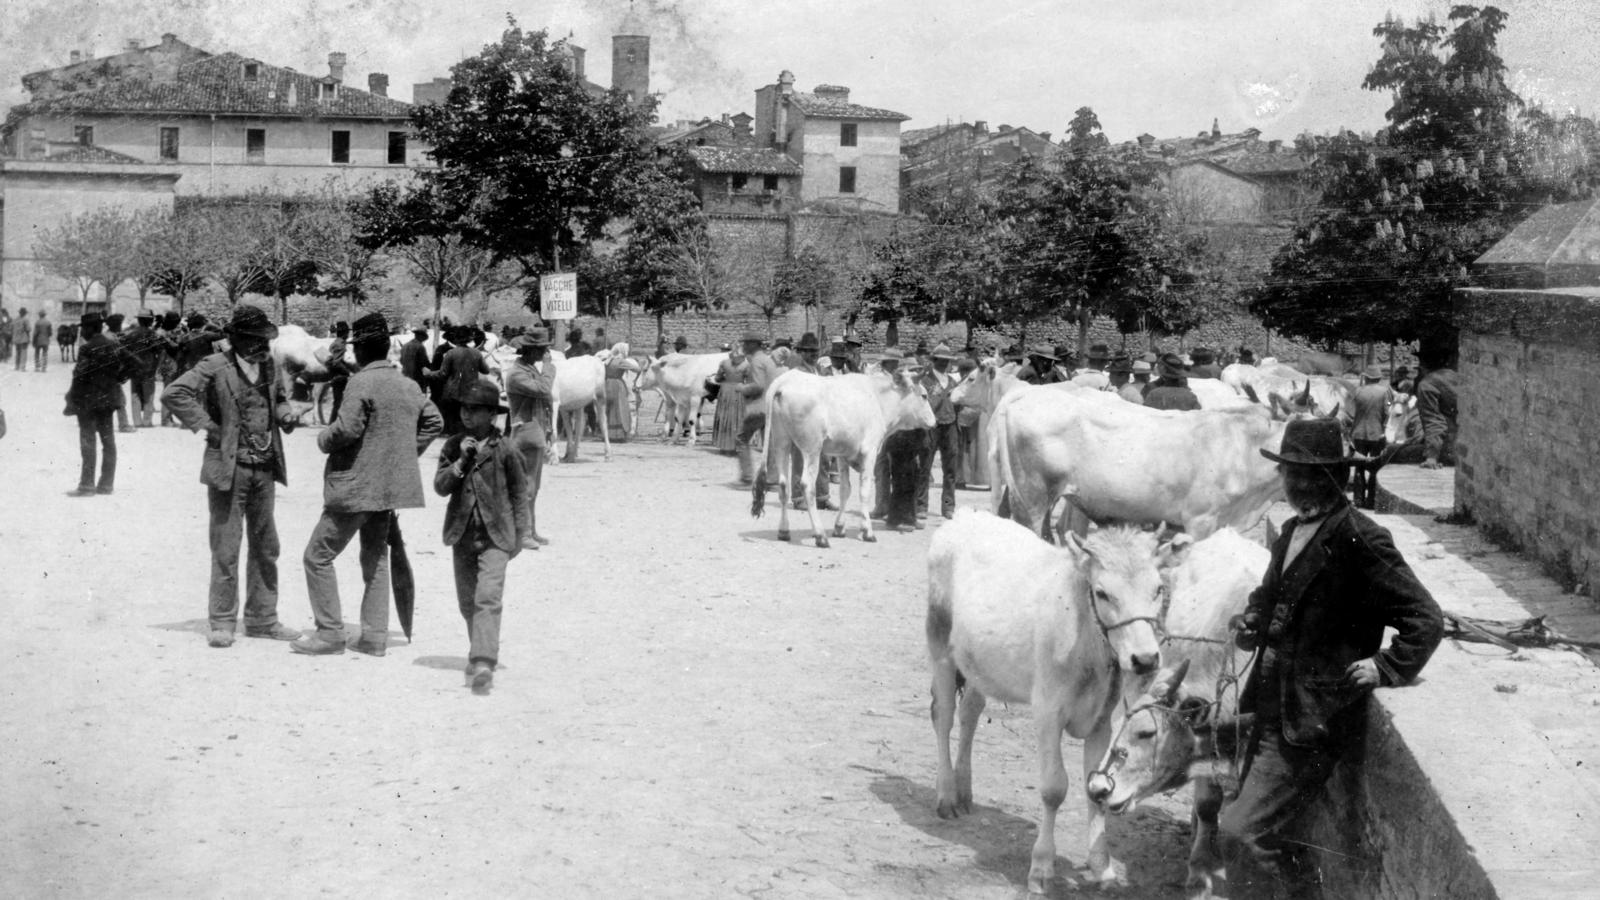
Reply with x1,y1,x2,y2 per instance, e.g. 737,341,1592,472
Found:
886,319,898,347
432,284,444,348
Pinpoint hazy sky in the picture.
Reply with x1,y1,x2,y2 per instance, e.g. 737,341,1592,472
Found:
3,0,1597,142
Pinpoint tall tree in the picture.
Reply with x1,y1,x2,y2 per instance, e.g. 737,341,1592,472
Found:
610,157,718,332
302,189,388,322
147,202,222,313
355,179,498,338
1254,5,1593,348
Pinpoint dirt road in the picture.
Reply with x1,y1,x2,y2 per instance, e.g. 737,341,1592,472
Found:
0,363,1194,899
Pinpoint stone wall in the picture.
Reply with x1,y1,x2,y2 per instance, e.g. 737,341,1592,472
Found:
1455,286,1600,599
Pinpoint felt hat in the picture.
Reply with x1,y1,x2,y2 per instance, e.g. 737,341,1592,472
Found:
796,332,821,352
79,312,104,330
512,327,551,351
1238,348,1256,363
740,331,764,345
1362,364,1385,381
411,324,429,336
914,339,930,355
773,337,794,349
1261,418,1349,466
105,313,125,330
332,321,350,337
1141,351,1160,364
1190,347,1217,363
1108,355,1133,374
225,305,278,340
186,313,208,329
673,335,689,349
135,309,155,323
827,340,850,358
1027,345,1058,362
350,312,389,343
1157,352,1188,379
881,347,905,363
1087,343,1113,361
161,311,182,330
930,342,957,361
956,356,978,372
844,336,864,348
1131,359,1152,375
460,379,508,414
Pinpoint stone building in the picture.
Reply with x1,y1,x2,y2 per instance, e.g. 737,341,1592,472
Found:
899,121,1056,211
753,72,908,213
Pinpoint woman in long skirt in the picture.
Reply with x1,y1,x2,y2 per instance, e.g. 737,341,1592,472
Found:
712,348,746,454
603,344,633,441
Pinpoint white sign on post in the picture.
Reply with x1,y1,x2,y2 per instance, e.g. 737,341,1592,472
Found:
539,273,578,320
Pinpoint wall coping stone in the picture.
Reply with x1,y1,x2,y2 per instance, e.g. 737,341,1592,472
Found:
1456,286,1600,348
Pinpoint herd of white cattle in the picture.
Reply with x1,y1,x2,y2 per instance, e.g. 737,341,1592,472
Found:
263,328,1415,896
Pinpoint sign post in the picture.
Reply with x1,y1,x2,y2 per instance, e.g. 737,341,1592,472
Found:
539,273,578,321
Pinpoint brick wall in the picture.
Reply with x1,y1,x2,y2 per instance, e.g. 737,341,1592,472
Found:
1455,286,1600,599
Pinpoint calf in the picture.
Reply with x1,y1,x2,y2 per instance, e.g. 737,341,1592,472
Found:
750,369,934,547
1086,528,1268,900
928,510,1190,893
638,351,723,445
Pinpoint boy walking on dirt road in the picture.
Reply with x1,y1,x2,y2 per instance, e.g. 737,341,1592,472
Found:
434,380,533,691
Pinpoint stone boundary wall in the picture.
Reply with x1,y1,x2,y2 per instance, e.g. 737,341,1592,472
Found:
1454,287,1600,600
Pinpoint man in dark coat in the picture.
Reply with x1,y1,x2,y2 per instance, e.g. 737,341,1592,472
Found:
1143,353,1201,411
32,310,53,372
1015,347,1064,385
66,313,140,494
1220,418,1443,899
121,309,164,427
162,305,305,648
430,325,492,436
869,349,922,532
293,312,443,657
10,308,29,370
1415,364,1458,469
174,314,223,378
506,328,556,546
1188,347,1222,379
917,343,961,519
400,325,431,393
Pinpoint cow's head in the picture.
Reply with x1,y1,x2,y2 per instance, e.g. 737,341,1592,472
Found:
1063,527,1192,680
1384,393,1417,445
876,368,936,432
1087,660,1209,814
636,358,663,393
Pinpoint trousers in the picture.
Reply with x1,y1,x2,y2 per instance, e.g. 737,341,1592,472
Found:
303,509,392,643
76,410,116,490
453,521,510,667
16,342,30,369
208,464,282,630
131,376,157,426
34,344,48,371
878,429,922,526
916,423,961,517
1217,724,1345,900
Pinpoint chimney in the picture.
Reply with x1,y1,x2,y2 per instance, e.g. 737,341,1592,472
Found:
998,124,1012,133
974,120,987,133
1211,117,1221,139
412,76,452,106
368,73,389,97
1037,131,1051,143
70,50,82,65
1267,139,1283,153
125,39,140,51
731,111,752,141
1137,133,1155,148
286,80,298,107
813,84,850,102
161,33,177,45
328,52,347,82
774,71,794,152
720,112,729,124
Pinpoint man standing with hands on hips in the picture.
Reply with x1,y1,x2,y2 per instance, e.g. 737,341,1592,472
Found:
293,312,443,657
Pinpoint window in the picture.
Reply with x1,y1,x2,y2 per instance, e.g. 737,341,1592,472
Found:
387,131,407,165
242,62,259,82
159,127,179,161
763,174,780,191
246,128,266,163
74,125,94,146
839,166,857,194
331,130,350,164
317,82,338,101
731,173,748,191
840,122,857,147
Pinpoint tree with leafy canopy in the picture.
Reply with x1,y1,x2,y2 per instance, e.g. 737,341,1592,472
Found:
301,187,389,322
607,156,720,337
34,206,141,311
854,224,937,346
408,20,659,290
355,179,499,341
144,206,215,314
1253,5,1593,350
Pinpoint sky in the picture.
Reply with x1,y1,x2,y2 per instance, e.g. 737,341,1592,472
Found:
2,0,1598,143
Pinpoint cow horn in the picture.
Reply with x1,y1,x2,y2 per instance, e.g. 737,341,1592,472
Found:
1298,380,1312,404
1241,383,1261,405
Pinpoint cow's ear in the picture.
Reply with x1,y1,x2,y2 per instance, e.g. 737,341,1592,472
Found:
1157,532,1193,569
1151,659,1191,703
1064,530,1093,560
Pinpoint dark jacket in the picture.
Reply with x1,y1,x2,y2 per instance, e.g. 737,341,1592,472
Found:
161,351,296,490
1143,381,1201,411
1239,502,1443,748
506,358,556,448
1415,368,1458,458
69,333,139,412
919,368,959,426
120,324,165,378
434,432,531,553
399,339,430,387
318,362,444,512
433,345,490,402
1016,362,1065,385
32,318,53,348
175,327,223,375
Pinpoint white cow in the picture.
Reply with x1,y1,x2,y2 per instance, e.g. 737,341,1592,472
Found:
550,353,611,463
638,352,724,445
269,324,355,422
928,510,1191,892
1087,528,1267,899
1221,363,1350,418
750,369,935,547
989,390,1286,540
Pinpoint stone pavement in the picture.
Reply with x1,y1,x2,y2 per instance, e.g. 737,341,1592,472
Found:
1344,464,1600,898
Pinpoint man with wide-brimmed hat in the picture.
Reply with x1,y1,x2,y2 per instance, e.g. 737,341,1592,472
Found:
68,312,142,496
294,311,443,657
1144,352,1200,411
174,313,224,379
1106,355,1142,404
734,331,781,485
866,348,921,531
121,309,164,427
916,343,962,519
506,327,556,545
1016,346,1063,386
428,323,492,436
1188,347,1222,379
1079,342,1112,375
400,324,432,393
1340,364,1393,508
1220,418,1441,900
825,339,856,375
162,304,305,647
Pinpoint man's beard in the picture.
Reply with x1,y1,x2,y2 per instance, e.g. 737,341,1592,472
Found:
1285,478,1343,520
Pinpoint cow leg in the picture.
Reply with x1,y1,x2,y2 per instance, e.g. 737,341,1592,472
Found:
856,452,877,542
930,651,961,818
832,456,850,538
597,397,612,461
1082,720,1127,888
1187,776,1226,900
774,438,792,542
561,409,580,463
1029,708,1069,895
800,453,828,548
954,682,985,814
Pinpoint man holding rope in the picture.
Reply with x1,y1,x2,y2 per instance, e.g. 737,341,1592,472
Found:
1221,418,1443,899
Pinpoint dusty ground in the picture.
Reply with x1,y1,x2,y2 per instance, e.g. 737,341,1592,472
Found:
0,362,1195,899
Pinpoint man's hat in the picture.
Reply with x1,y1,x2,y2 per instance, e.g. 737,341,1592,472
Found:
930,342,957,361
1131,359,1152,375
225,305,278,340
460,379,508,414
914,339,930,355
956,356,978,372
796,332,821,352
332,321,350,336
673,334,689,349
844,336,864,348
773,337,794,349
1141,351,1160,364
1087,343,1113,361
411,324,429,335
1028,345,1058,362
740,331,764,345
1190,347,1216,363
186,313,208,329
1261,418,1349,467
827,340,850,358
135,309,155,323
881,347,905,362
105,313,125,329
512,327,552,351
1108,355,1133,374
1362,364,1385,381
351,312,389,343
161,311,182,329
1157,352,1189,379
80,312,103,330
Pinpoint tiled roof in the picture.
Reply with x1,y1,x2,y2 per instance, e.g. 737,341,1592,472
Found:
1220,150,1311,176
13,53,413,120
43,141,144,164
686,146,802,175
789,92,908,122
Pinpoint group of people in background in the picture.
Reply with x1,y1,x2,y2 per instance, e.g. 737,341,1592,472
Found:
4,307,56,372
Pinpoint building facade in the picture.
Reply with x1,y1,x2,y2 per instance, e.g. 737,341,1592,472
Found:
753,72,907,213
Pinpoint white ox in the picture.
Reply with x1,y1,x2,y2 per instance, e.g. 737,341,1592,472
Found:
550,352,611,463
989,390,1286,540
1086,528,1267,900
638,352,723,445
269,324,355,422
750,369,935,547
927,510,1190,892
1221,363,1351,418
